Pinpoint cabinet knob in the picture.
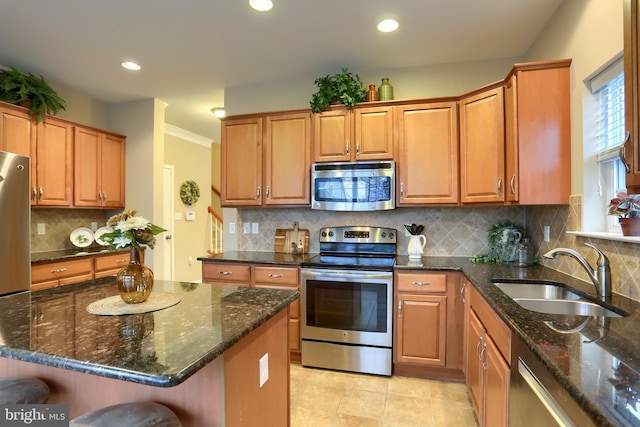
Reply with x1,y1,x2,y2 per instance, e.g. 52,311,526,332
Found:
345,140,349,155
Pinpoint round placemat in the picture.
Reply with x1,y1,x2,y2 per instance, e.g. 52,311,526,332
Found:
86,292,182,316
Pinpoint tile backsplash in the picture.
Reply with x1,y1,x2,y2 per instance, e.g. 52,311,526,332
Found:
31,209,111,252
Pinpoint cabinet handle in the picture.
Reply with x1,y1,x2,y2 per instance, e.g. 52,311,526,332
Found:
476,336,484,357
32,187,37,201
398,300,402,316
38,187,43,200
256,187,261,200
346,140,349,155
461,282,466,303
51,267,68,274
219,271,232,275
510,174,516,195
102,191,107,202
268,274,284,278
480,342,487,370
115,259,127,264
620,132,631,173
400,182,404,199
412,281,431,286
497,177,503,196
265,186,270,198
356,140,360,155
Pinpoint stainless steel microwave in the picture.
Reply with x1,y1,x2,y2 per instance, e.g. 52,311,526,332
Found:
311,161,395,211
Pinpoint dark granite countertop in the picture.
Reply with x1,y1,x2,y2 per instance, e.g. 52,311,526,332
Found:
0,277,299,388
31,247,131,263
200,251,640,426
198,250,313,265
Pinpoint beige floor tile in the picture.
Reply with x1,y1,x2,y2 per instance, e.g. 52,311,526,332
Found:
291,405,343,427
336,413,384,427
431,399,478,426
337,389,387,419
388,375,432,399
343,372,390,394
429,379,470,403
384,394,433,425
292,381,345,414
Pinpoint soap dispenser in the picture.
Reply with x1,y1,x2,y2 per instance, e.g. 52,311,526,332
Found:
515,238,532,267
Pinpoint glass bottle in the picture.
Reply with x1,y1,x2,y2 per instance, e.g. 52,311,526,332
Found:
378,78,394,101
515,238,532,267
366,85,378,102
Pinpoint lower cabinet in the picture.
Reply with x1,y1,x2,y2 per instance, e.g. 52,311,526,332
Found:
393,271,465,379
94,251,132,279
31,257,94,291
466,284,511,427
202,262,301,360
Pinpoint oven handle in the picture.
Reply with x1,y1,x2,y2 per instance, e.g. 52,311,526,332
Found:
301,268,393,281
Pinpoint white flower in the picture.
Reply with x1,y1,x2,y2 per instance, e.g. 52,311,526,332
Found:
116,216,150,232
113,236,133,248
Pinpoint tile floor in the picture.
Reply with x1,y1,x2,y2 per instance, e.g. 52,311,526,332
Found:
290,363,479,427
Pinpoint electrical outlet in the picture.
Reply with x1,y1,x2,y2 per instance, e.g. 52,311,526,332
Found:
259,353,269,387
243,223,251,234
229,223,236,234
37,223,46,235
90,222,98,231
252,223,259,234
544,225,551,242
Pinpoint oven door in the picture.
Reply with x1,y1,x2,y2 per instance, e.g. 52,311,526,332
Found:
301,268,393,348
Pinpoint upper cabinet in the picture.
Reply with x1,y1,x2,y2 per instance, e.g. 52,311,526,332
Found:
395,101,459,205
221,111,311,207
459,85,506,204
0,104,34,157
34,118,74,206
312,105,394,162
74,127,126,208
624,0,640,192
504,60,571,204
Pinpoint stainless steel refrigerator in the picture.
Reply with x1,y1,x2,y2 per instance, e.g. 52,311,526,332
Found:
0,150,31,295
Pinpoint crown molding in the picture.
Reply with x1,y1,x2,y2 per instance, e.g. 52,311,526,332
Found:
164,123,217,146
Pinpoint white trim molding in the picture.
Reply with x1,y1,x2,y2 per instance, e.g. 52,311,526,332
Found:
164,123,216,147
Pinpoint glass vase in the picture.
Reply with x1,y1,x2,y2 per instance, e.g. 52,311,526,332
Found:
117,247,153,304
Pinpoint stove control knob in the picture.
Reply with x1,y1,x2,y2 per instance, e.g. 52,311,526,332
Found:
321,231,327,237
328,231,334,237
381,232,386,238
389,232,394,239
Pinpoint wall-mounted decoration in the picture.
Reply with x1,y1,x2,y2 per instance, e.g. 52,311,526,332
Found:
180,180,200,206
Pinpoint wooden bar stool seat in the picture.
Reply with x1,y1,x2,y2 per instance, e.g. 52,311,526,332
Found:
0,377,49,404
70,402,182,427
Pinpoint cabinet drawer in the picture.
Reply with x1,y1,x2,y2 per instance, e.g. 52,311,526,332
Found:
395,272,447,293
32,258,93,284
202,262,251,284
254,266,299,286
95,252,130,272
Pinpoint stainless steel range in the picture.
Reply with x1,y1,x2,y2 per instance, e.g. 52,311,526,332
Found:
300,226,397,376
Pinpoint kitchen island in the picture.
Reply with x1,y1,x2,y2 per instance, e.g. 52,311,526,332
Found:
0,277,299,426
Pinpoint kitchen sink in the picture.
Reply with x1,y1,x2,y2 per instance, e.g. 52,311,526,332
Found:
512,298,625,318
492,280,628,318
494,282,582,300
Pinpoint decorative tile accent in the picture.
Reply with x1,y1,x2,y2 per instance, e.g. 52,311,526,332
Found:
31,209,112,253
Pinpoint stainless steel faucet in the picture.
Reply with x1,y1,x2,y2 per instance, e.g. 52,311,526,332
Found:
543,243,612,298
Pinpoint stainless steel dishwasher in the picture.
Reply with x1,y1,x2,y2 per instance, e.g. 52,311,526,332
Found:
510,334,596,427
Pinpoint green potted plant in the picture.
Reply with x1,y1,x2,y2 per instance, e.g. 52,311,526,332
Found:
0,66,67,124
310,67,366,113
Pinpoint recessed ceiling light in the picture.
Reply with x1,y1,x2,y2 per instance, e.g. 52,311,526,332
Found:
377,19,399,33
121,61,141,71
249,0,273,12
211,107,226,119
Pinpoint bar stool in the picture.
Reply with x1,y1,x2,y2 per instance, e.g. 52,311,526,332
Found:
70,402,182,427
0,377,49,404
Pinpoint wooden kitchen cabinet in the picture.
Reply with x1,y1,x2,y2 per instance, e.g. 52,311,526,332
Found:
221,111,310,207
33,117,74,206
312,105,394,162
31,257,94,291
31,294,75,357
624,0,640,192
202,262,252,285
504,60,571,204
74,126,126,208
393,271,464,379
459,85,505,204
395,101,459,205
94,251,132,279
466,284,511,427
0,103,34,157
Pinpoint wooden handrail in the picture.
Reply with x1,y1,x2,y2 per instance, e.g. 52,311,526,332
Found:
211,184,221,197
208,205,223,223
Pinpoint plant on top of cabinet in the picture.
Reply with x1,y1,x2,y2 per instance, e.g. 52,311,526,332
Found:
310,68,366,113
0,67,66,124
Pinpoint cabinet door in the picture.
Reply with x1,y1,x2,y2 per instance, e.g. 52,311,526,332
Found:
264,112,311,205
100,133,126,208
459,87,505,203
35,118,73,206
395,293,447,366
74,127,101,206
312,108,351,162
625,0,640,191
504,75,519,203
0,105,33,157
353,105,394,161
396,102,459,205
221,117,263,206
484,334,510,427
466,309,485,420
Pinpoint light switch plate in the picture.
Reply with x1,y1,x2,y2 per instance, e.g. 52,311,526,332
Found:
259,353,269,387
544,225,550,242
243,223,251,234
37,223,46,235
229,223,236,234
251,223,259,234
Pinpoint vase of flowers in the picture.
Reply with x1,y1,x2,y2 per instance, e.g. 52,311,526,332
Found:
98,209,167,303
608,191,640,236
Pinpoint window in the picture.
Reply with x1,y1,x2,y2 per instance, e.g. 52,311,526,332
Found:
585,56,626,232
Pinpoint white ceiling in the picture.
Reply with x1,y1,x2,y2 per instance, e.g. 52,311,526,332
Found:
0,0,565,140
